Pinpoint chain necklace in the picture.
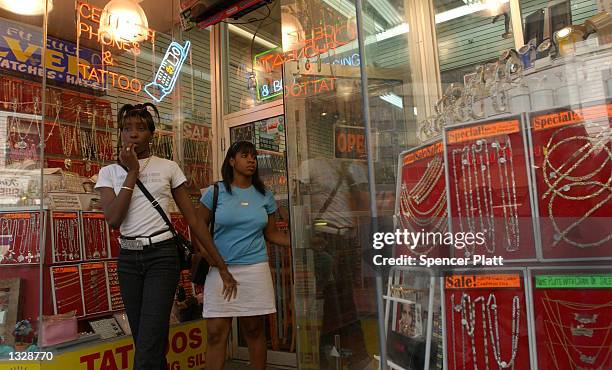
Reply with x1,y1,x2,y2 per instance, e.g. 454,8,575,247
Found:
408,157,444,204
548,187,612,248
461,293,479,370
486,294,520,369
542,122,610,200
492,138,520,252
541,123,612,247
139,156,153,175
543,132,610,191
452,148,467,235
470,142,495,253
541,292,612,369
12,98,39,150
400,183,447,221
451,294,459,370
478,295,491,370
95,114,112,163
59,106,80,169
36,99,61,148
475,139,496,252
459,147,479,257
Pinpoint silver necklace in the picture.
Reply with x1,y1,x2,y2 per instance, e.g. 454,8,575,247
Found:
461,293,478,370
486,294,520,369
492,138,520,252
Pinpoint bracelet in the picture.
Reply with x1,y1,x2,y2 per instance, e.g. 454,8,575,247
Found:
121,186,134,192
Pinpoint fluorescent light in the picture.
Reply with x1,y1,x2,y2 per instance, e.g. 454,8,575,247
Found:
228,24,278,49
380,93,403,109
376,23,409,42
435,0,509,24
321,0,395,32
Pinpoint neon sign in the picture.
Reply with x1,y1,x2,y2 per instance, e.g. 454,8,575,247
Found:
76,1,156,93
145,41,191,103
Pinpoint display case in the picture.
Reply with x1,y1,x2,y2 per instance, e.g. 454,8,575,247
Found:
0,0,213,361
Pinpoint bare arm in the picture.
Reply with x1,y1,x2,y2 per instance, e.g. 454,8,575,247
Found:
99,174,139,229
100,144,140,229
172,184,237,300
263,212,291,247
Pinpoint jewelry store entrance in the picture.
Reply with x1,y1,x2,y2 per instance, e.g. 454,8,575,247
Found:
222,99,297,367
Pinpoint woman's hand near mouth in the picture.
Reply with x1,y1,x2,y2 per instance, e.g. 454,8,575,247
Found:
120,143,140,173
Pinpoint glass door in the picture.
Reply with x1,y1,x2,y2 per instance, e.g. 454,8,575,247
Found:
224,101,296,367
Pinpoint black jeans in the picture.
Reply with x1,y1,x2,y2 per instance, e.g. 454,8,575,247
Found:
118,239,180,370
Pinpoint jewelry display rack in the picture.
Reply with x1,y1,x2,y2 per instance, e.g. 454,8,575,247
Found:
395,140,449,258
526,101,612,261
0,210,44,265
441,268,533,370
442,114,538,261
527,267,612,370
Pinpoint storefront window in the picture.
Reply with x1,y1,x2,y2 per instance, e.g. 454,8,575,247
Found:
0,0,212,366
227,4,283,113
435,0,515,87
0,4,45,353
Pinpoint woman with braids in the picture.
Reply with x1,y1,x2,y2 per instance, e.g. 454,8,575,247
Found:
95,103,238,370
200,140,290,370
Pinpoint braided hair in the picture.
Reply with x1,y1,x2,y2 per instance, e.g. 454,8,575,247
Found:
116,103,160,159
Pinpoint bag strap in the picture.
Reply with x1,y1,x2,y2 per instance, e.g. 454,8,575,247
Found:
210,182,219,237
315,161,350,220
120,165,176,234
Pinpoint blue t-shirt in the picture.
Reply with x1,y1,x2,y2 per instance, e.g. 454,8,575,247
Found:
201,184,277,264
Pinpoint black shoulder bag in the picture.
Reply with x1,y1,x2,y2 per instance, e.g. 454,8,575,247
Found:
190,182,218,285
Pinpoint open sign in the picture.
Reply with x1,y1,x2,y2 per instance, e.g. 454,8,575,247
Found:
334,125,366,160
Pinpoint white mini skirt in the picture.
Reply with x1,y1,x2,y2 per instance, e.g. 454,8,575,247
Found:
203,262,276,317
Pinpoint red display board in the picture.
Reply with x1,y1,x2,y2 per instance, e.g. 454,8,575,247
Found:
528,102,612,259
106,261,124,311
396,141,449,258
444,272,530,369
81,212,110,260
81,262,110,315
532,271,612,369
51,265,84,316
108,227,121,258
444,116,537,260
0,211,42,265
50,211,82,263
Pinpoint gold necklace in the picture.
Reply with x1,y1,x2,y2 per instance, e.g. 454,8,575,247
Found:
139,156,153,174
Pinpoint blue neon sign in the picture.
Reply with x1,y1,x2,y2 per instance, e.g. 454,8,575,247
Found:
145,40,191,103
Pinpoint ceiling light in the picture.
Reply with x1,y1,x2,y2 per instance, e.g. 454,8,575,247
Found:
376,23,409,42
228,24,278,50
99,0,149,43
380,93,403,109
0,0,52,15
435,0,509,24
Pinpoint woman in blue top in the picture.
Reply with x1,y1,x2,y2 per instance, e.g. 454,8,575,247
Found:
199,140,290,370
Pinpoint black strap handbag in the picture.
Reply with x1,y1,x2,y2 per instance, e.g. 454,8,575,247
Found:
190,182,218,285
